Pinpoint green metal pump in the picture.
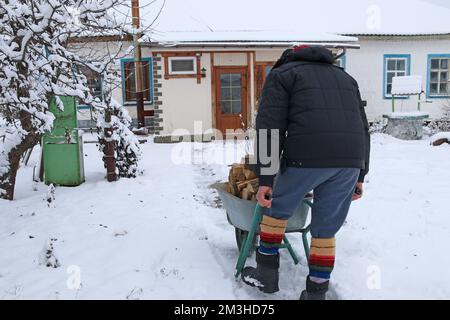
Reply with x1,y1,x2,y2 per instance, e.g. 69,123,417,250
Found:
42,96,85,186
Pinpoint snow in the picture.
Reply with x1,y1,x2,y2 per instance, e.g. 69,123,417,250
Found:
391,76,423,95
430,132,450,142
116,0,450,45
1,133,450,299
384,112,430,119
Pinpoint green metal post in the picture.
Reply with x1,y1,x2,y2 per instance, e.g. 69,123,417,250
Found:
302,225,311,258
235,204,263,278
301,200,313,258
417,92,421,111
283,235,299,264
392,95,395,113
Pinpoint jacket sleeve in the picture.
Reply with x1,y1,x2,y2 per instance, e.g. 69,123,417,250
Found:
357,88,371,182
254,71,290,187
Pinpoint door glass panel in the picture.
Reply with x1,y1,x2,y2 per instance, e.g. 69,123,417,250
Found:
220,87,232,100
221,101,232,114
220,72,242,114
230,74,241,86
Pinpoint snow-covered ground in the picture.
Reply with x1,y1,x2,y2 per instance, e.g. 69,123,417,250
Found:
0,133,449,300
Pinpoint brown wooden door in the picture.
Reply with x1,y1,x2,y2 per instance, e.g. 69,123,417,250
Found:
215,67,248,135
254,62,275,109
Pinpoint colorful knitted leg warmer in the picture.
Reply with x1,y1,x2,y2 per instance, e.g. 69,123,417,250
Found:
258,215,288,255
308,237,336,281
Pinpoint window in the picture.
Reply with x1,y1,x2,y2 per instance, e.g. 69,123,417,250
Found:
168,57,196,75
428,55,450,97
78,65,102,107
220,73,242,114
121,58,153,103
384,55,411,98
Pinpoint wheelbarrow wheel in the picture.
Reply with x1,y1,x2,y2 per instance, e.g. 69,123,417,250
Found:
234,228,258,256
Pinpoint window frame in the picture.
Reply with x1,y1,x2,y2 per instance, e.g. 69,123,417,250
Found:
426,54,450,99
383,54,411,99
120,57,153,105
168,56,197,75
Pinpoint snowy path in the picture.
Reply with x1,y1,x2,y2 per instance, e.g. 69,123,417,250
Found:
0,134,450,299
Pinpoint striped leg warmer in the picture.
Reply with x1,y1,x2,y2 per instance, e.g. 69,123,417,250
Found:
259,215,288,255
308,237,336,280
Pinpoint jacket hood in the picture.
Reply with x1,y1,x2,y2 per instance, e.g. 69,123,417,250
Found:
273,46,335,69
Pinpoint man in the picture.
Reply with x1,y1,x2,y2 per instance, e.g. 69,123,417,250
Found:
242,45,370,300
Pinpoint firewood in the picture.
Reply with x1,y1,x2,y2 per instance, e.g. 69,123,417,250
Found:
246,181,258,194
237,178,258,192
432,138,449,146
229,182,239,196
231,165,246,181
243,168,257,180
241,187,252,201
226,156,259,200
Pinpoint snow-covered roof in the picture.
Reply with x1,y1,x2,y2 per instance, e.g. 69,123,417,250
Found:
391,76,423,95
114,0,450,44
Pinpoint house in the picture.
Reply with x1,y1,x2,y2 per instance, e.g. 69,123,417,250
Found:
75,0,450,137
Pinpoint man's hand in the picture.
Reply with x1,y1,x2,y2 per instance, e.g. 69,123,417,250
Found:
256,186,273,208
352,182,364,201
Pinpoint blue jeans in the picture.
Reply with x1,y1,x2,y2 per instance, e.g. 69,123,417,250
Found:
267,167,359,238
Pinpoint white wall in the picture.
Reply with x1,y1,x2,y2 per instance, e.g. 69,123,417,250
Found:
159,53,212,134
346,36,450,120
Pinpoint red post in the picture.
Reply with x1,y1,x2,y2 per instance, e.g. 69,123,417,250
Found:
104,110,117,182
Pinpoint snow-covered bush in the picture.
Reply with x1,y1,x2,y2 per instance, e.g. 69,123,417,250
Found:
426,100,450,135
369,117,387,134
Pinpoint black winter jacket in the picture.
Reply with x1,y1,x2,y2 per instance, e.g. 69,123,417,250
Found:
255,46,370,187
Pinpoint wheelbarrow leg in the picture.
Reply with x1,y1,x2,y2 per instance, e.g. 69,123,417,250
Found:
283,235,300,265
301,224,311,258
301,200,313,259
235,204,263,278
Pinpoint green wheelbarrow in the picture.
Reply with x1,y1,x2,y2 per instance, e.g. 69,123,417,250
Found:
212,182,312,278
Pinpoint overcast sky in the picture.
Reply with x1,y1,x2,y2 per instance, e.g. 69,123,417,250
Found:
421,0,450,9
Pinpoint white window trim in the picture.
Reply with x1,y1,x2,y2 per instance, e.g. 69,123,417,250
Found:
168,56,197,75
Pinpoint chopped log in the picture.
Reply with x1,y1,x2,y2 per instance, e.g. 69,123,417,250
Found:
246,181,258,194
241,187,253,201
432,138,450,146
243,168,257,180
231,165,246,182
229,182,239,196
237,178,258,192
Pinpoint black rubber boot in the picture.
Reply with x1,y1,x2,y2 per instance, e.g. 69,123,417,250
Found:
241,251,280,294
300,276,329,300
